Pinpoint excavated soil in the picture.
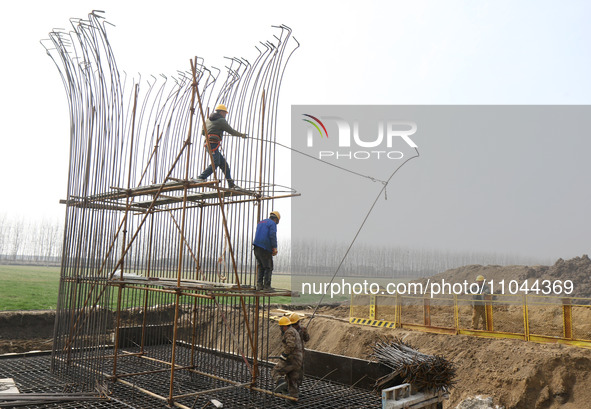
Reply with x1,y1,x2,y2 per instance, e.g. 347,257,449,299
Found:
2,306,591,408
415,254,591,299
0,310,55,354
289,312,591,409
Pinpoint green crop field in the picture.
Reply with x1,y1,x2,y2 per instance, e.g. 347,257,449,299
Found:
0,265,385,311
0,265,61,310
0,266,298,310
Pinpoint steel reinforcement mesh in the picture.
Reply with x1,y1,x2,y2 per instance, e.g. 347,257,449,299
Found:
0,351,381,408
43,10,302,401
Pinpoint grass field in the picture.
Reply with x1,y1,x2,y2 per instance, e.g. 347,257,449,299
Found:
0,265,61,310
0,265,393,310
0,266,298,310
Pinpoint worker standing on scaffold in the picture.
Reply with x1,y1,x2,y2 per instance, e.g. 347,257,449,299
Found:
253,211,280,291
195,104,247,189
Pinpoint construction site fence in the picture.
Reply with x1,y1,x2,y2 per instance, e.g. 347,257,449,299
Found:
349,293,591,349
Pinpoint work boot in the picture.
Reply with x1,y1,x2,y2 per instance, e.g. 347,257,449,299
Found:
263,284,273,292
192,176,206,183
274,380,288,394
255,283,263,291
227,179,238,189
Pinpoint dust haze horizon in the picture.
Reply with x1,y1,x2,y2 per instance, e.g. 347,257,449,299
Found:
1,1,590,263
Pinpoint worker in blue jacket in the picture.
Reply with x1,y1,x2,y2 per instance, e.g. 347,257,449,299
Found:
253,211,280,291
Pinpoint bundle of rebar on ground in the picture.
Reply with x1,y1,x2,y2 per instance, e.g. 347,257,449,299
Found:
370,337,456,392
0,392,104,407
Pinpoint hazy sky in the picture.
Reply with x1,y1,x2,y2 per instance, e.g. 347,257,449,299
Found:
1,1,590,259
292,105,591,260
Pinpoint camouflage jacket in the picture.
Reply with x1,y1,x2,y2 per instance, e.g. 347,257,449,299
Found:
472,283,491,306
281,326,304,366
295,325,310,343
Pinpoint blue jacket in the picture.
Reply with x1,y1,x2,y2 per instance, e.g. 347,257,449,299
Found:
253,218,277,252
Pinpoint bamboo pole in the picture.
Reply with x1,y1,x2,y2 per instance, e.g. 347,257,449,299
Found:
168,57,199,405
113,83,140,377
192,58,256,378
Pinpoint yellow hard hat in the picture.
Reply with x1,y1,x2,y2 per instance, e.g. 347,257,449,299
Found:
476,275,485,282
270,211,281,221
215,104,228,112
278,316,291,326
289,313,300,324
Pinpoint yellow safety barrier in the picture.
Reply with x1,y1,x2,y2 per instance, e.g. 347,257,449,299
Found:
349,293,591,349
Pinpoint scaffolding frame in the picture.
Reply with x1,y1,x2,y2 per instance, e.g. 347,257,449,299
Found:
42,11,299,407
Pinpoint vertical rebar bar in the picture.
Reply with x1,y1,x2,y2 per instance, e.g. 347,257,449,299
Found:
45,14,298,405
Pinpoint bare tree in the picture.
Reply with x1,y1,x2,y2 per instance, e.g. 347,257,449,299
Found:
0,216,63,264
288,239,552,278
0,214,7,260
10,219,24,260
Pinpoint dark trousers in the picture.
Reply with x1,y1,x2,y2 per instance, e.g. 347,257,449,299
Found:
199,143,232,181
254,246,273,287
472,305,486,330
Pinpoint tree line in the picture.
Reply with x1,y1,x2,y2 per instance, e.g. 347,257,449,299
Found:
0,215,63,264
281,239,552,277
0,214,551,276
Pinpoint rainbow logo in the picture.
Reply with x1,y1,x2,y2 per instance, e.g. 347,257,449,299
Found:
302,114,329,139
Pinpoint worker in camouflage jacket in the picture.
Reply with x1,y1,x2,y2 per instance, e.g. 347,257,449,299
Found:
272,316,304,399
289,313,310,344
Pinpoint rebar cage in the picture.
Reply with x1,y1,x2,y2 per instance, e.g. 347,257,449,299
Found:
42,11,299,406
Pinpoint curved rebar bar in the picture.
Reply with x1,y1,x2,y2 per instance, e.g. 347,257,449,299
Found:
43,13,299,406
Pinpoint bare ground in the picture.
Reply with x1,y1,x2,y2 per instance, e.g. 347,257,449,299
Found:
2,306,591,408
296,312,591,409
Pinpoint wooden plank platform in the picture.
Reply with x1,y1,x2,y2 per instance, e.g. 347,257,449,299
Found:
60,180,266,210
88,179,218,201
133,187,259,208
105,277,292,297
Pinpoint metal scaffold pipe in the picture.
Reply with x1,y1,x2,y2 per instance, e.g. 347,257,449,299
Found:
42,11,300,407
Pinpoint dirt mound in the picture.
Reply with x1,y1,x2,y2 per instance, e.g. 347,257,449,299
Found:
456,396,503,409
0,310,55,339
274,309,591,409
0,311,55,354
4,308,591,408
543,255,591,297
3,291,591,408
417,255,591,298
